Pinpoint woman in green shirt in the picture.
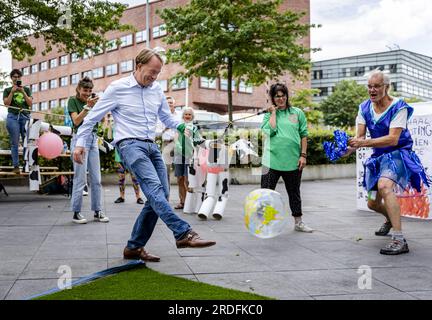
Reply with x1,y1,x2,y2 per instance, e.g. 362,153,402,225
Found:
68,77,108,224
261,83,314,233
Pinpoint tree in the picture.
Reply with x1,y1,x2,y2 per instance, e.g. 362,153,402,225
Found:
0,70,10,90
321,80,369,128
392,92,423,104
0,0,132,61
159,0,317,122
45,105,65,126
290,88,322,126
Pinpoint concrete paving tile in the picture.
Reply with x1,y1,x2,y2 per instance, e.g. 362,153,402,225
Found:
195,272,310,299
0,281,14,300
34,244,108,260
406,290,432,300
19,259,108,280
146,257,194,276
5,278,79,300
372,267,432,292
314,292,418,300
278,269,400,296
0,258,31,281
184,255,272,274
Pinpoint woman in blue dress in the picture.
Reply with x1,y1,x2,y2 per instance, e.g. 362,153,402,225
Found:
349,70,430,255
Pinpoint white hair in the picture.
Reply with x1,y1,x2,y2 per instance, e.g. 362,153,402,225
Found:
368,69,390,85
182,106,195,120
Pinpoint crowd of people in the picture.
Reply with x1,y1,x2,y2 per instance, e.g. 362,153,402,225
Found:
3,48,429,258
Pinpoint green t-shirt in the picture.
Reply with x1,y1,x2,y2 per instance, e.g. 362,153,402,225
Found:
175,123,202,160
67,96,98,133
3,86,32,115
261,107,308,171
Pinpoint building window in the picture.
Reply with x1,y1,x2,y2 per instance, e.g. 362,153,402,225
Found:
22,67,30,76
92,67,104,79
40,61,48,71
220,79,236,91
93,46,104,55
341,68,350,77
351,67,365,77
120,34,133,47
313,70,323,80
31,64,38,73
120,60,134,73
171,78,187,90
82,70,92,79
239,80,253,93
391,82,398,92
318,87,328,96
31,84,38,93
49,100,57,109
32,103,39,111
40,81,48,91
60,76,68,87
369,65,384,71
83,49,92,60
60,55,68,66
71,73,80,85
106,64,118,76
106,39,118,52
389,64,397,73
60,98,68,108
200,77,217,89
49,58,58,69
71,53,80,63
136,30,147,43
40,101,48,111
152,24,167,38
49,79,58,89
157,80,168,92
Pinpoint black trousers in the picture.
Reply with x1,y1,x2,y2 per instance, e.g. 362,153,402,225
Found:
260,167,303,217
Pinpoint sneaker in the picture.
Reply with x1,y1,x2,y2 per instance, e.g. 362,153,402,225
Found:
94,211,109,223
114,197,125,203
375,221,392,236
83,185,89,196
176,230,216,249
136,198,144,204
73,212,87,224
294,221,314,233
380,239,409,255
12,166,20,174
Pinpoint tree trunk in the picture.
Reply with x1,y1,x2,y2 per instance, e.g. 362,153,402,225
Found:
227,58,233,123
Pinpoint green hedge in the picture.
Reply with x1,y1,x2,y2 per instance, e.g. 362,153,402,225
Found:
0,121,355,171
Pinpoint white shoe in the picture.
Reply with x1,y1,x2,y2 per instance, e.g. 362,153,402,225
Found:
94,211,109,223
83,185,89,196
73,212,87,224
294,221,314,233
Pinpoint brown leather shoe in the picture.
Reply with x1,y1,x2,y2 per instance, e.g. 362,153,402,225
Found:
123,247,160,262
176,230,216,249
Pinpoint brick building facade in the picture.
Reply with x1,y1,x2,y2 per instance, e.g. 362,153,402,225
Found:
12,0,310,115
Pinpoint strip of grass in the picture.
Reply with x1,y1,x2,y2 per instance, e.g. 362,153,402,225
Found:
37,266,272,300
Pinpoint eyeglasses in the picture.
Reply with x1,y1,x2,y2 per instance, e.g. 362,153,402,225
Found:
274,94,286,99
367,84,386,90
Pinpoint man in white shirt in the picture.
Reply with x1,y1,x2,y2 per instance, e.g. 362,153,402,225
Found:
73,48,216,262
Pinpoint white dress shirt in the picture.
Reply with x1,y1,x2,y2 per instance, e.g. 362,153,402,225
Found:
76,74,180,147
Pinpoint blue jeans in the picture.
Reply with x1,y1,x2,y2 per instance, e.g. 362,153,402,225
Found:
6,113,29,167
70,133,102,212
117,139,191,248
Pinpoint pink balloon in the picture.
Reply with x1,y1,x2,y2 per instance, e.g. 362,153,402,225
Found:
38,132,63,160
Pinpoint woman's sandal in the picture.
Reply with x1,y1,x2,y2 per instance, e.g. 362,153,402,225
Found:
174,203,184,209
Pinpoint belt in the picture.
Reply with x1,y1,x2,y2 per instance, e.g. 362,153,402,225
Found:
116,138,154,147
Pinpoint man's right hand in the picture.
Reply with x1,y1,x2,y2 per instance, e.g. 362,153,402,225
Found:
73,146,85,164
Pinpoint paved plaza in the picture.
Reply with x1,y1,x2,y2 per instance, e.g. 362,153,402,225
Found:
1,178,432,300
